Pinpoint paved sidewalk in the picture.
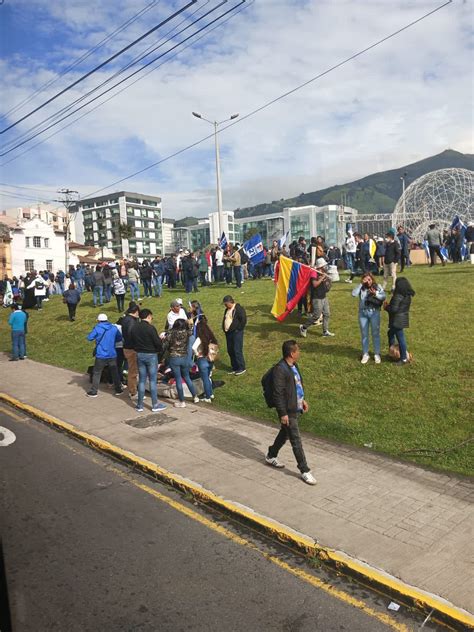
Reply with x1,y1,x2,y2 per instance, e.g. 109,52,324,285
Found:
1,354,473,616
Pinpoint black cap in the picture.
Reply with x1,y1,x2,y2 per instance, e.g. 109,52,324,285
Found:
222,295,234,303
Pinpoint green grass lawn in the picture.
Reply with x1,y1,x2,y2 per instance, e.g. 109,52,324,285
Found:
1,265,473,476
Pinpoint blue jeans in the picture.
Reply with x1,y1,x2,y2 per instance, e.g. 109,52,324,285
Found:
137,352,159,408
104,284,112,302
143,279,152,297
359,309,381,355
76,278,84,292
388,326,407,361
197,357,213,398
129,281,140,301
11,331,26,359
152,276,162,297
345,252,355,272
225,329,245,372
169,356,196,402
93,286,103,306
184,275,193,294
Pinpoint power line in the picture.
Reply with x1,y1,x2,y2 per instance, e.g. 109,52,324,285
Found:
0,189,55,203
84,0,453,199
1,0,224,156
2,0,161,119
0,0,197,135
0,182,58,194
0,0,252,168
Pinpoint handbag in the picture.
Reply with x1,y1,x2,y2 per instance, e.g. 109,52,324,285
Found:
364,293,384,309
92,330,107,357
207,342,219,362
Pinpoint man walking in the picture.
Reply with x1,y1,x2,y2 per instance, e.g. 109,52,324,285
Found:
425,223,446,267
86,313,124,398
121,304,140,400
8,303,27,361
222,295,246,375
265,340,316,485
130,308,166,413
383,232,401,292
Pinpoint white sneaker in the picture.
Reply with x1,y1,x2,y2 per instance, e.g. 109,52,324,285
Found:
265,455,285,468
345,279,353,284
193,396,200,404
322,331,335,337
200,398,212,403
301,471,317,485
299,324,307,338
361,354,370,364
374,355,381,364
174,401,186,408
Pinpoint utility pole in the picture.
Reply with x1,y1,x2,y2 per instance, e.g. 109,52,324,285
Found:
400,172,407,226
55,188,79,272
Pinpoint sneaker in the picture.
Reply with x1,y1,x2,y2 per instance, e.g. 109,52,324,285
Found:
129,393,138,400
299,324,307,338
361,354,370,364
114,390,124,396
265,455,285,468
200,398,212,403
227,370,236,375
135,406,144,413
193,396,200,404
174,401,186,408
86,391,98,398
345,279,353,284
395,360,408,366
374,355,381,364
151,403,167,412
301,471,317,485
322,331,335,337
234,369,246,376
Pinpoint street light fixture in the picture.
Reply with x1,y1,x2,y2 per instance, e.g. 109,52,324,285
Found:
400,172,407,225
192,111,239,239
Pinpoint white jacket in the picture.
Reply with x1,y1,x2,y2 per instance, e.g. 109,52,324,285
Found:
28,276,47,296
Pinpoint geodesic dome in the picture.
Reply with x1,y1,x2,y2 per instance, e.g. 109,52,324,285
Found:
393,168,474,242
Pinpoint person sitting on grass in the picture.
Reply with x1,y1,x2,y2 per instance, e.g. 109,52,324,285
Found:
62,282,81,321
299,258,335,339
384,277,415,366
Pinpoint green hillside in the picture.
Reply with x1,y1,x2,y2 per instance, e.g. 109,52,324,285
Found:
234,149,474,218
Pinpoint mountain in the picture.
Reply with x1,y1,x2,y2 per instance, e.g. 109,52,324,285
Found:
174,216,204,227
233,149,474,218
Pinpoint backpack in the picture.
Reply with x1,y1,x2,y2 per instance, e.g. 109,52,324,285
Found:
261,364,278,408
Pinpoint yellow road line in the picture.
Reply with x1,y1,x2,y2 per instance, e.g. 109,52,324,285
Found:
1,393,471,630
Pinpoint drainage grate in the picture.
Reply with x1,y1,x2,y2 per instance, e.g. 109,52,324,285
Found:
125,414,177,429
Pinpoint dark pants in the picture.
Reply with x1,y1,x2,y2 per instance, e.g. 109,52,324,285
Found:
388,326,408,361
400,253,410,272
224,267,232,284
36,296,44,309
184,274,193,293
67,303,78,320
90,357,122,395
268,414,310,473
11,331,26,360
115,293,125,312
143,279,152,297
215,266,224,282
225,329,245,372
199,271,207,286
167,271,176,288
429,245,445,266
234,266,242,288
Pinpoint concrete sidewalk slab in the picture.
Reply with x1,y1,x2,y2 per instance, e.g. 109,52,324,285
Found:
1,354,473,620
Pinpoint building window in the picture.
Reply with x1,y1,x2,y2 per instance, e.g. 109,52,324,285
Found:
33,236,41,248
25,237,30,248
24,259,34,272
46,260,53,272
44,238,49,248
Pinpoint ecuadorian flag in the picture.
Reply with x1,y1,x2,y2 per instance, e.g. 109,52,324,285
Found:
271,256,315,321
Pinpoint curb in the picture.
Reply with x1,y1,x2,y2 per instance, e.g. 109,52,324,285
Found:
2,392,473,631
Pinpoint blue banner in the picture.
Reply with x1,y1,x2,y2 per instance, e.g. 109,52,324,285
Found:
218,232,227,249
243,233,265,264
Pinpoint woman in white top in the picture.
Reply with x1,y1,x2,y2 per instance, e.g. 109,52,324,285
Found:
27,274,48,310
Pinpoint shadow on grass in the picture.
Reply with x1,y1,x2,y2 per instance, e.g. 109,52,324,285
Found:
200,425,303,481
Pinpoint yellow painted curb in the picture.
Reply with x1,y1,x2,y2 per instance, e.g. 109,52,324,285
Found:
1,392,473,630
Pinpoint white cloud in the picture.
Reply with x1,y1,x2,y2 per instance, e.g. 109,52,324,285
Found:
0,0,472,218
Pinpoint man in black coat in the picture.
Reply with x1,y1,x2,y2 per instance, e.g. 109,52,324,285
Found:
222,295,246,375
265,340,316,485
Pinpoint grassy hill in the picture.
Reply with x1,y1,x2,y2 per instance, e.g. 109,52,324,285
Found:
234,149,474,218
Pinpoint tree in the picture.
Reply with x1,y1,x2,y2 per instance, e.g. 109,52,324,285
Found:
243,227,259,241
118,222,135,240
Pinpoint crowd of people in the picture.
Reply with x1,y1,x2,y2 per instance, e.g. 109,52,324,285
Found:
2,221,471,485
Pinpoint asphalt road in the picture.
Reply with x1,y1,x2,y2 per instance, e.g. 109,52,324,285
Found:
0,407,441,632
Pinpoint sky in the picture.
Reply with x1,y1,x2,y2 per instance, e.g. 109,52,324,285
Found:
0,0,472,219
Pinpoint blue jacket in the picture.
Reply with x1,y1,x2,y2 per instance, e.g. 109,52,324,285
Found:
63,288,81,304
87,322,122,359
8,310,27,332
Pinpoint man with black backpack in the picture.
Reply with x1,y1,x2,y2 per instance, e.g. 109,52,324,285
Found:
263,340,317,485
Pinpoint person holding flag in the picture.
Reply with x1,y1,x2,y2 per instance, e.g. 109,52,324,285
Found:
424,223,446,266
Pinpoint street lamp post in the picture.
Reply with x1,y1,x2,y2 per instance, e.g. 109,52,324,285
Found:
192,111,238,240
55,189,79,272
400,172,407,225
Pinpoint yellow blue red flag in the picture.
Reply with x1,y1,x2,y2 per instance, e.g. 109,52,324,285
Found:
271,256,315,321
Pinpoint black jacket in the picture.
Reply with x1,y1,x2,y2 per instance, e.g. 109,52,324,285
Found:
386,294,412,329
384,241,400,264
273,359,302,418
222,304,247,333
130,320,163,354
121,314,139,350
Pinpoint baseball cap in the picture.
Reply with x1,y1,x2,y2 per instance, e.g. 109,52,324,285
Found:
97,313,108,321
314,258,327,269
170,299,181,308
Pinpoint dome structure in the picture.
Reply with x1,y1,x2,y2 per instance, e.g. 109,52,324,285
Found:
393,168,474,242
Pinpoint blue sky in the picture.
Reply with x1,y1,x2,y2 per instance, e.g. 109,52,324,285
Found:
0,0,472,218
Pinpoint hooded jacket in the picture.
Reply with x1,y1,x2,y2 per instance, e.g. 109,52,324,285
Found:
87,322,122,359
